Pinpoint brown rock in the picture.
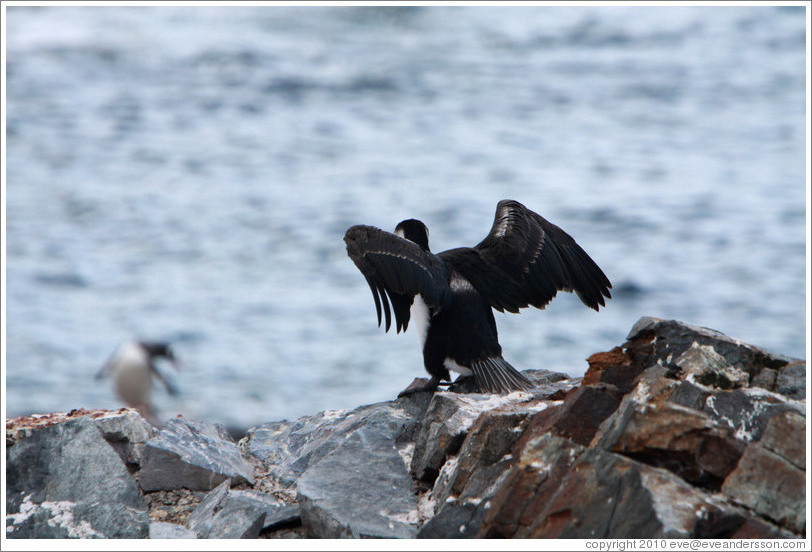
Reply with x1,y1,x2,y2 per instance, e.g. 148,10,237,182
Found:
750,368,778,392
478,434,584,538
729,518,798,539
435,405,531,504
553,383,625,445
517,383,623,448
410,393,505,484
758,411,805,469
584,347,638,392
594,396,745,488
512,402,564,453
422,399,564,538
722,442,805,534
524,448,730,538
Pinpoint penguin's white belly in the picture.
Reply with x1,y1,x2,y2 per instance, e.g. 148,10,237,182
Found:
110,342,153,407
114,362,152,407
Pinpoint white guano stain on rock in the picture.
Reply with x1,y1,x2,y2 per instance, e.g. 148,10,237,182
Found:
7,496,105,538
417,491,438,524
378,508,418,525
6,495,38,530
639,470,699,535
677,342,749,389
396,441,415,471
319,408,349,422
45,501,105,538
628,379,652,410
705,393,768,442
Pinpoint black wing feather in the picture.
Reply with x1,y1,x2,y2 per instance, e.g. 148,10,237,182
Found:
440,200,611,313
345,225,451,333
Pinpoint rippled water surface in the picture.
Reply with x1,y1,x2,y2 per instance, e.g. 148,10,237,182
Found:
5,6,807,430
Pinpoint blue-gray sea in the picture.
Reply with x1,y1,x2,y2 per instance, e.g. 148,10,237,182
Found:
5,6,808,431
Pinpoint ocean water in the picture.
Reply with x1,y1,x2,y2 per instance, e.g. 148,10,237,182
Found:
4,6,807,431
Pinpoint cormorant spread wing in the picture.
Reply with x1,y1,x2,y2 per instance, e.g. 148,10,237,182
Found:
344,225,452,333
439,200,612,313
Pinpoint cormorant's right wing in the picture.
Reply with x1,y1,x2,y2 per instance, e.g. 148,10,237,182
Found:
344,225,452,333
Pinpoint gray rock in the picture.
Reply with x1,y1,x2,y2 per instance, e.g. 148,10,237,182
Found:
142,488,203,526
243,399,426,491
139,417,256,492
432,403,534,507
6,316,805,540
626,317,801,384
6,417,149,539
410,392,538,484
229,490,300,531
418,501,481,538
296,410,419,538
702,387,803,442
93,409,155,471
423,459,514,538
6,500,107,539
667,380,712,411
523,368,575,386
149,521,197,539
775,360,806,399
187,480,267,539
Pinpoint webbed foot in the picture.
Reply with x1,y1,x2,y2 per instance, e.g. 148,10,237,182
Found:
397,376,445,397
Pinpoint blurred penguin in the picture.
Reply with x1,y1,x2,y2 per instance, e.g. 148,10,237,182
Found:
96,340,180,424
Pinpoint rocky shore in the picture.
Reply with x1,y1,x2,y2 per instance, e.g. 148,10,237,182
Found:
6,317,807,539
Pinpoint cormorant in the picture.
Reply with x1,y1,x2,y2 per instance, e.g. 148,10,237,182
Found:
344,199,611,395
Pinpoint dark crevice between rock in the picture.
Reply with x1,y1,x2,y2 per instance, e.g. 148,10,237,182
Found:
753,352,790,371
691,507,748,538
622,450,726,492
259,518,305,539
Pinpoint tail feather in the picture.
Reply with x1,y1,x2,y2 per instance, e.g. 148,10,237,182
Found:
471,357,533,393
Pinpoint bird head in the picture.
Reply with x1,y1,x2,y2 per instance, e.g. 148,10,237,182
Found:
395,219,430,252
140,341,181,371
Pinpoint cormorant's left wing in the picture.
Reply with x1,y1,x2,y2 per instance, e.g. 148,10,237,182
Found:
440,200,612,313
345,225,452,333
